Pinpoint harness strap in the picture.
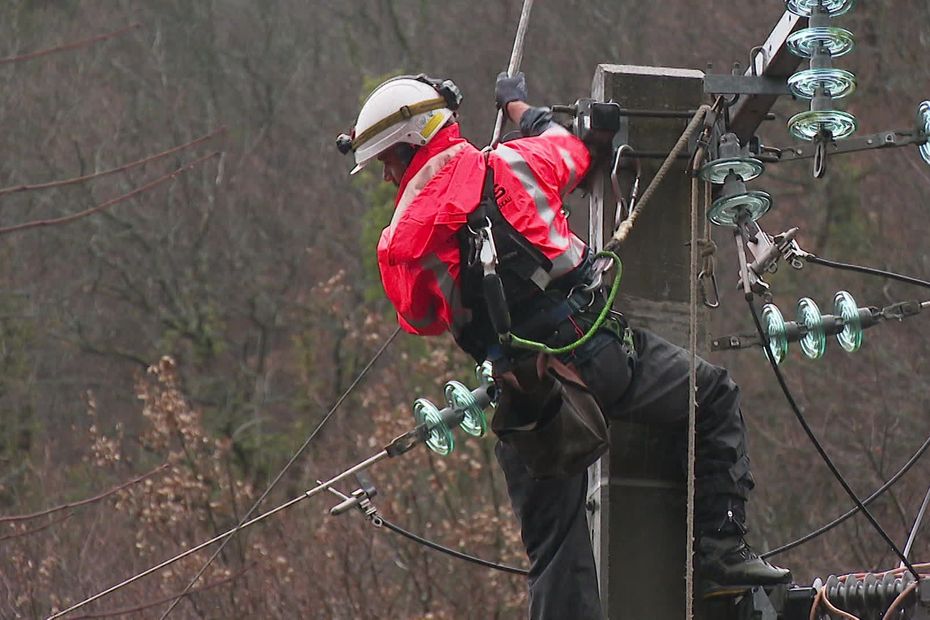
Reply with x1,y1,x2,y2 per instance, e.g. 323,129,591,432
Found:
465,164,553,284
456,161,609,361
511,288,596,339
511,288,633,353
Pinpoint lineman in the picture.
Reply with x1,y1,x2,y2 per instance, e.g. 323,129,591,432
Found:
337,72,790,619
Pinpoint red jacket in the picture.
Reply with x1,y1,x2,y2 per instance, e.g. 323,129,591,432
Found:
377,123,591,337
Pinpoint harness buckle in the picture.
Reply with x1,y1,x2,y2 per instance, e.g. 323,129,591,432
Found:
567,284,597,311
474,218,499,275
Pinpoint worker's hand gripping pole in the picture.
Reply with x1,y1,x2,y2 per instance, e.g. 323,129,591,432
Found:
490,0,534,148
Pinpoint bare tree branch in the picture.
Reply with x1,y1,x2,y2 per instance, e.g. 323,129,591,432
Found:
0,23,142,65
0,127,226,199
0,463,168,524
0,152,220,235
0,512,74,542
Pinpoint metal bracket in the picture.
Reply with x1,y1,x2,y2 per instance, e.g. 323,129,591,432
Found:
704,74,791,96
734,219,807,298
759,130,924,162
735,218,771,297
711,333,762,352
735,586,778,620
882,300,923,321
729,11,805,143
386,425,427,457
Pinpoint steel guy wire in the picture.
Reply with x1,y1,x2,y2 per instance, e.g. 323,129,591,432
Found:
901,483,930,567
152,325,401,620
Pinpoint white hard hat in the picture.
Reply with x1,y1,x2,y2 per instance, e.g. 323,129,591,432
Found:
342,75,460,174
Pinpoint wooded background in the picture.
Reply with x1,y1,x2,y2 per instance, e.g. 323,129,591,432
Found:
1,1,929,618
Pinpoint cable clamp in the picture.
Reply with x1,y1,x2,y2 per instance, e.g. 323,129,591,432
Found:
776,228,809,269
882,300,923,321
327,480,384,527
386,425,428,457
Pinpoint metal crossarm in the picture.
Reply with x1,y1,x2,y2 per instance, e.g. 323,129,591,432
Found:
728,11,806,143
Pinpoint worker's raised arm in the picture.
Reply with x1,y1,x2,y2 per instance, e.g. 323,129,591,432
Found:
495,71,561,137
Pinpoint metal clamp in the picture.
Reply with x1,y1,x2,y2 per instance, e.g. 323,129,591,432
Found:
737,220,808,295
325,474,384,527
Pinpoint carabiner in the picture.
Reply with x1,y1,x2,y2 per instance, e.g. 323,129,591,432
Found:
698,269,720,309
611,144,641,230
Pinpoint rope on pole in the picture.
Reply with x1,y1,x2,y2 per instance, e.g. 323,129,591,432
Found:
685,176,700,620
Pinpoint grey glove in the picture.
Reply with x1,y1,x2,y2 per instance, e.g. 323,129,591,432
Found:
495,71,528,109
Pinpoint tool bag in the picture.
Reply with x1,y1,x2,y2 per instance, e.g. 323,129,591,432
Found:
491,352,608,479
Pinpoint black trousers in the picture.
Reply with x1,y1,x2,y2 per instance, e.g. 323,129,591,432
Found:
495,327,754,620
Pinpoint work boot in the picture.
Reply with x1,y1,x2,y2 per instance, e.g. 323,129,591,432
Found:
697,534,791,595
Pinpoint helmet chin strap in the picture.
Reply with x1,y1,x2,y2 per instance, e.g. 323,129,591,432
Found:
396,143,417,168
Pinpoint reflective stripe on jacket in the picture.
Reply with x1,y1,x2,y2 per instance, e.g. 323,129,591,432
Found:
376,123,591,336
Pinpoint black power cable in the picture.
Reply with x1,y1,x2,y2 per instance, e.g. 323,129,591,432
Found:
805,254,930,290
747,298,921,580
379,517,529,576
763,429,930,559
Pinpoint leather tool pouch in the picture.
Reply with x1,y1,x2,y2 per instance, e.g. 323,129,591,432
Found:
492,353,608,480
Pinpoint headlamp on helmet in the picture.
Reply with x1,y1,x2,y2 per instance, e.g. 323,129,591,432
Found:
335,131,354,155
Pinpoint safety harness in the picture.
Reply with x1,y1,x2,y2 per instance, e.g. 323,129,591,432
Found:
455,160,626,363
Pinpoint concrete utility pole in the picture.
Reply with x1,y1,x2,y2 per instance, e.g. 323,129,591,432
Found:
583,12,807,620
585,64,707,620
